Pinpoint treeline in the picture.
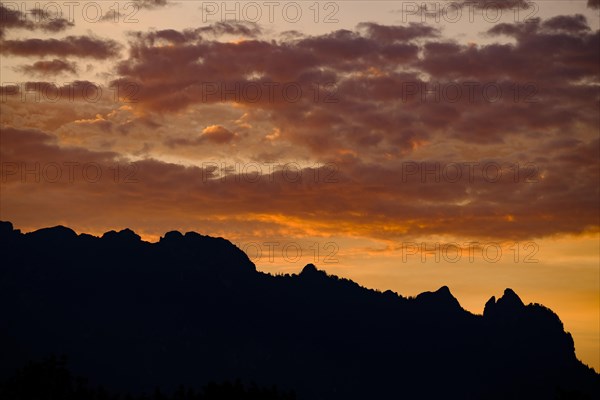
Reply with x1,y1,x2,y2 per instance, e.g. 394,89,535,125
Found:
0,356,296,400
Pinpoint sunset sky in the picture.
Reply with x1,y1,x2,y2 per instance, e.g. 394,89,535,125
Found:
1,0,599,369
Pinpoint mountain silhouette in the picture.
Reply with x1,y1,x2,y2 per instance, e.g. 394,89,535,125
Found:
0,221,598,399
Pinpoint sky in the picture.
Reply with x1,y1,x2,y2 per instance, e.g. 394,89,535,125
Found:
1,0,599,370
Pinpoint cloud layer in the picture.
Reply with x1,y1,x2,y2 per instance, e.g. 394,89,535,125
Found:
1,10,598,244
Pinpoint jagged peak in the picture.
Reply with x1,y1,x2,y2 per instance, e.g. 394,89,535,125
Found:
0,220,14,233
415,286,461,311
301,263,319,274
484,289,525,318
418,285,456,299
498,288,525,308
101,228,142,242
299,263,329,280
483,296,497,316
28,225,77,239
184,231,207,240
160,230,184,242
436,285,452,296
0,220,21,239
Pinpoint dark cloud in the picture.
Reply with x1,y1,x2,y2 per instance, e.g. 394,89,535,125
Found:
0,4,74,38
28,8,75,32
16,59,77,75
194,21,262,38
137,0,170,9
97,0,172,22
1,36,122,59
127,22,262,48
357,22,439,42
422,16,599,82
0,127,117,165
541,14,592,33
0,84,20,97
394,0,532,20
490,14,592,36
137,29,192,45
456,0,532,10
0,4,34,36
20,80,106,101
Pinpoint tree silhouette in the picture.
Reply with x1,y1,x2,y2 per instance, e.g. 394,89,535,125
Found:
0,356,296,400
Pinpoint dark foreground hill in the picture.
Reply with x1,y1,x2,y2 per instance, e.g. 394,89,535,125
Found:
0,221,598,399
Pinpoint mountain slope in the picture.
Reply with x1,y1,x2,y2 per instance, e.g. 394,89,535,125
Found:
0,221,598,399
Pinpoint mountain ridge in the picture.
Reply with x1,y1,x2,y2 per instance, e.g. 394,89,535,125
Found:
0,221,598,399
